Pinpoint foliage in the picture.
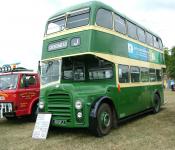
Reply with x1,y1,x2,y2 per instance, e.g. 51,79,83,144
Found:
165,46,175,79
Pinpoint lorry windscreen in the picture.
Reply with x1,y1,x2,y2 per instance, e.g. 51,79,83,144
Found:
0,74,18,90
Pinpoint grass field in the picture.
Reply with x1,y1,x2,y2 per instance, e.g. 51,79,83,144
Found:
0,89,175,150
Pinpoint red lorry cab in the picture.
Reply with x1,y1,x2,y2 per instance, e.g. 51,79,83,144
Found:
0,67,40,120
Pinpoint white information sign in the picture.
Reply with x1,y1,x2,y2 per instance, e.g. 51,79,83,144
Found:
32,113,52,140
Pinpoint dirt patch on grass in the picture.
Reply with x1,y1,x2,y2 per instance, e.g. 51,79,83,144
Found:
0,89,175,150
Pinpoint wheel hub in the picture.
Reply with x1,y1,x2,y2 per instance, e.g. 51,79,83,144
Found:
100,112,110,128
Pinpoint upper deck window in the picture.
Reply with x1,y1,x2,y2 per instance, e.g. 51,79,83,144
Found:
47,17,66,34
67,8,90,29
46,8,90,34
127,21,137,40
96,9,113,29
146,32,153,46
158,38,163,50
137,27,146,43
114,14,126,34
153,36,159,49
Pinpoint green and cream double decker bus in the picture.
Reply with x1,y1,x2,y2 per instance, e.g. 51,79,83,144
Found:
39,1,165,136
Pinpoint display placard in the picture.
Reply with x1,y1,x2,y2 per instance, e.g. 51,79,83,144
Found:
32,113,52,140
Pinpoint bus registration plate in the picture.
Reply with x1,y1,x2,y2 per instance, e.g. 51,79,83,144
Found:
54,120,66,125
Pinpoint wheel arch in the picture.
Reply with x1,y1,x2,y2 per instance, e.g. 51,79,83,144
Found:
90,96,118,127
154,89,160,98
153,89,161,103
28,97,39,114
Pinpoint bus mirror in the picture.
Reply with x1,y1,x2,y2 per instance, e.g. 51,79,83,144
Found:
38,61,41,74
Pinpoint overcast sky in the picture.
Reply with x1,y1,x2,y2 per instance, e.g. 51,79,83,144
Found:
0,0,174,70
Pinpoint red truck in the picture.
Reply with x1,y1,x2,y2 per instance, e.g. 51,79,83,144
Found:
0,66,40,121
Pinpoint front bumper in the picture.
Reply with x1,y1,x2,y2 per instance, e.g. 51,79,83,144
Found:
0,103,13,118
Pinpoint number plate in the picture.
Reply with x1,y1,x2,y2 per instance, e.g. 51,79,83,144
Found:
54,120,66,125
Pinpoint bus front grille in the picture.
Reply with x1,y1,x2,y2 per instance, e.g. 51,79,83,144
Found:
47,92,72,123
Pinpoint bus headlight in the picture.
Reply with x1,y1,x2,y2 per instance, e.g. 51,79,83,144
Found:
77,112,83,119
39,101,44,109
75,100,82,110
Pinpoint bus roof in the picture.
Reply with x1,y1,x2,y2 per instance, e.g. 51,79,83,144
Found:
48,1,161,39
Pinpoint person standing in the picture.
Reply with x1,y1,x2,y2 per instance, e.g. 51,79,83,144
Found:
170,79,175,91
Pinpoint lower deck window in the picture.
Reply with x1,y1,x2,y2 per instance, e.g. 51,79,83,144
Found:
119,65,129,83
130,66,140,82
141,68,149,82
156,69,162,81
149,69,156,82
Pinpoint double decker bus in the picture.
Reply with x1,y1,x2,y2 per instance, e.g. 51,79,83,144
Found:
39,1,165,136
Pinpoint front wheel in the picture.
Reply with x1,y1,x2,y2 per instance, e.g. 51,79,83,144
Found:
29,103,39,121
91,103,113,137
152,94,161,113
5,116,17,121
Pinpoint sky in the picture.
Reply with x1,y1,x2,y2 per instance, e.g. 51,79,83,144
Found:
0,0,175,70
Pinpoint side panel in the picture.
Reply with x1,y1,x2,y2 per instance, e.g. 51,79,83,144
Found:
113,84,163,119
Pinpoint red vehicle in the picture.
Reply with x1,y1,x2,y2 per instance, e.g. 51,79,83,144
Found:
0,66,40,121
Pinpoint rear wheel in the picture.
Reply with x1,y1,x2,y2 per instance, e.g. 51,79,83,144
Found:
91,103,112,137
153,94,161,113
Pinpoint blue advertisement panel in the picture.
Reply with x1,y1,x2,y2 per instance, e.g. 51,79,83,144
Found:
128,42,149,62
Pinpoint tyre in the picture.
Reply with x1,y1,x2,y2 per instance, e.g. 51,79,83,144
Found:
152,94,161,113
29,103,39,121
5,116,17,121
91,103,113,137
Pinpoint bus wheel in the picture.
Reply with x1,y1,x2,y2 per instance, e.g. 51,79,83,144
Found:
29,103,39,121
153,94,160,113
93,103,112,137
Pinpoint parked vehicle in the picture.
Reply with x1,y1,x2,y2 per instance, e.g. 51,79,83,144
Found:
0,65,40,121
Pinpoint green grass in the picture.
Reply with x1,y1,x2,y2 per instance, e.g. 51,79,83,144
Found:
1,89,175,150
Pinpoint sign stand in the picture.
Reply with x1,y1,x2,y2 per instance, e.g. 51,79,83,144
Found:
32,113,52,140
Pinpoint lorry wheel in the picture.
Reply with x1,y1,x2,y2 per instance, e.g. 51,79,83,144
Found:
91,103,112,137
29,103,39,121
153,94,161,113
5,116,17,121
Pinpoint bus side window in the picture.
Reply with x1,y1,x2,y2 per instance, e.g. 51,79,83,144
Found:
127,21,137,40
149,68,156,82
153,36,159,49
137,27,146,43
158,38,163,50
114,14,126,34
146,32,153,46
119,65,129,83
130,66,140,82
156,69,162,81
140,67,149,82
96,8,113,29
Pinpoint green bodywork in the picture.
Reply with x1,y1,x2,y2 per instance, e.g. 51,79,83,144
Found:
40,1,164,128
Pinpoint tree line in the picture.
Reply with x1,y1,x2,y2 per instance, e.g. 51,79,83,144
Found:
164,46,175,79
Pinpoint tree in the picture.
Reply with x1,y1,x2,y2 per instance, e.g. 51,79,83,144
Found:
165,46,175,79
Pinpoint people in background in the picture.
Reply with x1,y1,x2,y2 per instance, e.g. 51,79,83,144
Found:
170,79,175,91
